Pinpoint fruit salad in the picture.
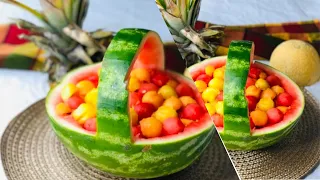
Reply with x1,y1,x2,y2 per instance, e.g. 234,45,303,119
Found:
55,67,208,137
193,65,293,129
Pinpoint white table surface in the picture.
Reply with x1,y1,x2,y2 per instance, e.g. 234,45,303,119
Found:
0,0,319,179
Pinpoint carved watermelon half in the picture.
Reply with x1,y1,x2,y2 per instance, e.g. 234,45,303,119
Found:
187,41,305,150
46,29,214,178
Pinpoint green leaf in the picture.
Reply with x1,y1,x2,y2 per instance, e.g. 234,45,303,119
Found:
50,0,63,9
19,34,69,64
72,0,89,27
180,26,212,52
164,0,180,17
161,10,185,34
185,43,209,59
155,0,167,9
200,29,220,37
63,23,103,52
90,29,114,40
67,45,93,64
0,0,48,23
44,32,72,49
40,0,69,31
177,0,187,23
63,0,74,22
187,0,200,26
71,0,81,24
12,18,47,33
78,0,89,27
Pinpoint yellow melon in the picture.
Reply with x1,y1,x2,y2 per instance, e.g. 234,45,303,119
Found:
270,40,320,87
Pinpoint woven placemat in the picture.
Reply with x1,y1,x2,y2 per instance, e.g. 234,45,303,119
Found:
1,90,319,180
229,90,320,179
0,100,238,180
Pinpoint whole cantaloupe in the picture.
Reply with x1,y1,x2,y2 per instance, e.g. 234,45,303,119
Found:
270,40,320,87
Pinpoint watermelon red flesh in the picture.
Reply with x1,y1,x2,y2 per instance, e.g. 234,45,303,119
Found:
46,29,214,178
187,54,304,150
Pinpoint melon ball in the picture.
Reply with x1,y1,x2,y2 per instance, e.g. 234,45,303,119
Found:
154,106,178,122
270,40,320,87
140,117,163,138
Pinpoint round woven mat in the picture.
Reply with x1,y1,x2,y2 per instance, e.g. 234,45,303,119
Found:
1,90,319,180
0,101,237,180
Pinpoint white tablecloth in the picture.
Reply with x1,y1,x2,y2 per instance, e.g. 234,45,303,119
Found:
0,0,319,179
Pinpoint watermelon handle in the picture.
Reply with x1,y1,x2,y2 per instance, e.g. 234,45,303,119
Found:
223,41,254,136
97,29,165,139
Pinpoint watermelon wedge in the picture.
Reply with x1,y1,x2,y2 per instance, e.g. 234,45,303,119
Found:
46,29,214,178
187,41,305,150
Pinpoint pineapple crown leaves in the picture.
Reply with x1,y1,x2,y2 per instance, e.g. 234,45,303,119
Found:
0,0,113,66
156,0,224,66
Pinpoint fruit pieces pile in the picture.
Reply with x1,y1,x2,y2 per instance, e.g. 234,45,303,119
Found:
55,66,207,137
55,69,100,132
193,64,294,129
128,68,207,139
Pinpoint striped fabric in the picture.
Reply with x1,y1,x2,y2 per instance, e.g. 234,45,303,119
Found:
1,20,319,70
0,24,44,70
195,19,320,60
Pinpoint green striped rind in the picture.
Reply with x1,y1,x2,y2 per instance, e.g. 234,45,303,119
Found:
46,28,214,178
221,118,299,150
219,40,304,150
49,117,213,178
222,41,252,138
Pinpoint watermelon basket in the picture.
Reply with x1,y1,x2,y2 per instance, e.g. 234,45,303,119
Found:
187,41,305,150
45,29,216,178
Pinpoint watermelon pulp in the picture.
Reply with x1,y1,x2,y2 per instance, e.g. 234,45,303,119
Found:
187,55,305,150
46,29,214,178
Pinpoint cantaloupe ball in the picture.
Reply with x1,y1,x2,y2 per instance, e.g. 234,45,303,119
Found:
255,78,269,90
215,101,224,116
208,78,224,91
245,85,261,98
261,88,276,100
271,85,284,95
202,87,219,103
257,98,274,111
163,96,182,110
179,96,197,107
142,91,164,108
270,40,320,87
214,68,225,79
194,80,207,93
140,117,162,138
205,65,215,77
166,79,179,88
154,106,178,122
158,85,177,99
205,103,216,115
130,68,150,82
128,77,140,92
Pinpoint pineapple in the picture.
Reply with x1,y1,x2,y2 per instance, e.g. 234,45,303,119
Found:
0,0,114,83
155,0,224,67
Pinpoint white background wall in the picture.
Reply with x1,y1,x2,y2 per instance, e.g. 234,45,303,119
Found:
0,0,319,42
